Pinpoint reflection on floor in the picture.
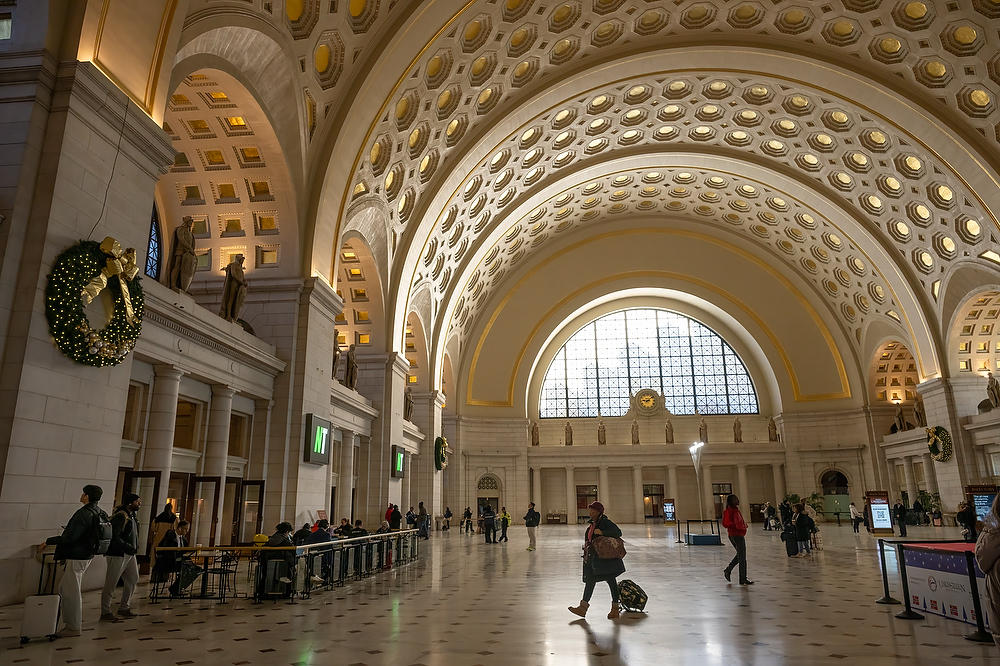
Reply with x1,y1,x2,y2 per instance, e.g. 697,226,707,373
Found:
2,523,998,665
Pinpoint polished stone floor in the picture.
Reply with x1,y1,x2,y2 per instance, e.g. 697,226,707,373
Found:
1,523,998,665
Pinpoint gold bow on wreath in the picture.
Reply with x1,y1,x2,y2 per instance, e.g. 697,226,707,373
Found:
81,236,140,325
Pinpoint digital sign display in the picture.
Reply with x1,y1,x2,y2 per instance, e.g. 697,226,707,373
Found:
870,499,892,530
973,493,996,521
391,445,405,478
303,414,331,465
663,500,676,523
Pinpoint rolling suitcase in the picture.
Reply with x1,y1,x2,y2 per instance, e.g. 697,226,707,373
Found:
21,553,60,643
617,579,647,612
781,528,798,557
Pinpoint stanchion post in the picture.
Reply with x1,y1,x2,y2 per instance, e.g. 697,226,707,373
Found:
675,516,684,544
963,551,993,643
894,544,924,620
875,539,901,605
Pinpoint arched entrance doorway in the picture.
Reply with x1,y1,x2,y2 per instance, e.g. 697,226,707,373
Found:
820,470,850,517
476,475,501,514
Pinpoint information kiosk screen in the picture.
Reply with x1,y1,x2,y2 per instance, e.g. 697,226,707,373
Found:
871,500,892,530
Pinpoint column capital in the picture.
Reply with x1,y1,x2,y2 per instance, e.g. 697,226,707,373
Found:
153,364,183,380
211,384,236,399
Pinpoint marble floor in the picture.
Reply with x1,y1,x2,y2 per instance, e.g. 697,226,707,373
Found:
1,523,998,665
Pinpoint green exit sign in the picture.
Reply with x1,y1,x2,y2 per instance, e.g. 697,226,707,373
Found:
391,445,405,478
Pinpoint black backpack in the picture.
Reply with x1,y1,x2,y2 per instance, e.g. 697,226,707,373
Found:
90,507,113,555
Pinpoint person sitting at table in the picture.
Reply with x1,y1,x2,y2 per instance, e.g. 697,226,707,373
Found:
292,522,313,546
333,518,352,537
258,522,296,596
151,520,191,597
304,519,333,583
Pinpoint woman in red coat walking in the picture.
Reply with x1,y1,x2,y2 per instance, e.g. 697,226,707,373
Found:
721,494,753,585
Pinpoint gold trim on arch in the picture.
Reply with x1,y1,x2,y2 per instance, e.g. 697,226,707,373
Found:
449,164,930,380
395,59,998,365
464,229,853,407
90,0,178,117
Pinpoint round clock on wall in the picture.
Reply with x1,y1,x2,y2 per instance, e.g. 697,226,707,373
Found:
633,388,661,416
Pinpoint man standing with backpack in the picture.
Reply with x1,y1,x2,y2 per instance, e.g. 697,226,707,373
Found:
101,492,141,621
524,502,540,551
45,484,110,637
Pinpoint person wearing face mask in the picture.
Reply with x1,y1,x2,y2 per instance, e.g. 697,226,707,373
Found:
568,501,625,620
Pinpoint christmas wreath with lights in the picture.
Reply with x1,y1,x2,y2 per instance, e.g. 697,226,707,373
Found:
45,237,143,367
925,425,953,463
435,436,448,470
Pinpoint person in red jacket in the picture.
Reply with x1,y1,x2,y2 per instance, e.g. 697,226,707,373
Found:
721,494,753,585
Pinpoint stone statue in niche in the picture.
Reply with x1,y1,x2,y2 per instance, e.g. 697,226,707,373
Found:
564,421,573,446
733,416,742,443
167,216,196,292
988,372,1000,410
768,417,778,442
403,387,414,421
913,398,926,427
891,404,908,433
219,254,248,322
332,329,342,378
345,344,359,390
530,421,539,447
631,418,640,446
597,419,606,446
664,419,674,444
698,414,708,443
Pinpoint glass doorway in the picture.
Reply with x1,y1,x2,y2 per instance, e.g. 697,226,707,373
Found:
643,484,664,519
186,476,221,547
576,485,598,524
237,480,264,544
711,482,733,519
120,470,161,569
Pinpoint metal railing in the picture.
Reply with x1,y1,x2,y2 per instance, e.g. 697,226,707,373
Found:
150,529,420,603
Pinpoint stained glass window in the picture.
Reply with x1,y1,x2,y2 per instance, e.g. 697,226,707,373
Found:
539,308,758,418
145,205,162,280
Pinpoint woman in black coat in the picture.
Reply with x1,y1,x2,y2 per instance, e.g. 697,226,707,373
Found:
569,501,625,620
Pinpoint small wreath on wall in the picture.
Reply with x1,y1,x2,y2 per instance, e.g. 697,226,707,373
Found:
435,436,448,471
925,426,953,463
45,237,143,367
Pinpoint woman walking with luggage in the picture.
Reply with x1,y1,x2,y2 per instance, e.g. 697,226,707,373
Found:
721,494,753,585
568,501,625,620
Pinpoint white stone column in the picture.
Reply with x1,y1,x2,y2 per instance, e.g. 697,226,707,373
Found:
771,463,785,503
203,385,235,545
532,466,542,510
247,399,273,482
667,465,678,502
922,453,939,496
702,464,714,520
337,429,355,521
918,377,983,509
566,466,576,523
903,456,918,504
599,465,610,514
632,465,645,523
411,391,446,518
737,464,749,504
401,451,411,511
143,365,184,511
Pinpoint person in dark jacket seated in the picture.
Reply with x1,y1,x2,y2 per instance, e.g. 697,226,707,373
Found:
152,521,193,598
333,518,352,537
304,519,333,583
568,501,625,620
352,519,368,537
258,522,296,596
292,523,313,546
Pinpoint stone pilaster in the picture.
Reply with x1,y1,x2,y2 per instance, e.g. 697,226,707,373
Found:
410,390,445,518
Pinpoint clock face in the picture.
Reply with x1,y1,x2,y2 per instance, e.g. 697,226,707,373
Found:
634,389,659,415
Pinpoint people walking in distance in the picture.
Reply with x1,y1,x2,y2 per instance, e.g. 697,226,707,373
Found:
443,506,453,531
524,502,540,551
760,502,773,531
101,492,142,621
463,506,473,533
568,502,625,620
45,484,108,637
499,507,511,542
849,502,863,534
482,505,497,544
721,494,753,585
792,504,815,557
417,501,430,540
893,499,908,538
779,500,792,527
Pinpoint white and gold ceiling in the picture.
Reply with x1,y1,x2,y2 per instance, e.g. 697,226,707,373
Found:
80,0,1000,412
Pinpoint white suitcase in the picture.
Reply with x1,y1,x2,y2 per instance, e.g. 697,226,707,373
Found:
20,594,60,643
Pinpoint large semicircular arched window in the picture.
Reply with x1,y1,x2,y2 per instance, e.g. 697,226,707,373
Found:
539,308,759,418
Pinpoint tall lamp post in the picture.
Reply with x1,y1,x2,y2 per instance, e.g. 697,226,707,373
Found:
689,441,705,521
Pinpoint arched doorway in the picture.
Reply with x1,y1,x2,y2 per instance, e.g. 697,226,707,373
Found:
820,470,850,516
476,474,501,514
